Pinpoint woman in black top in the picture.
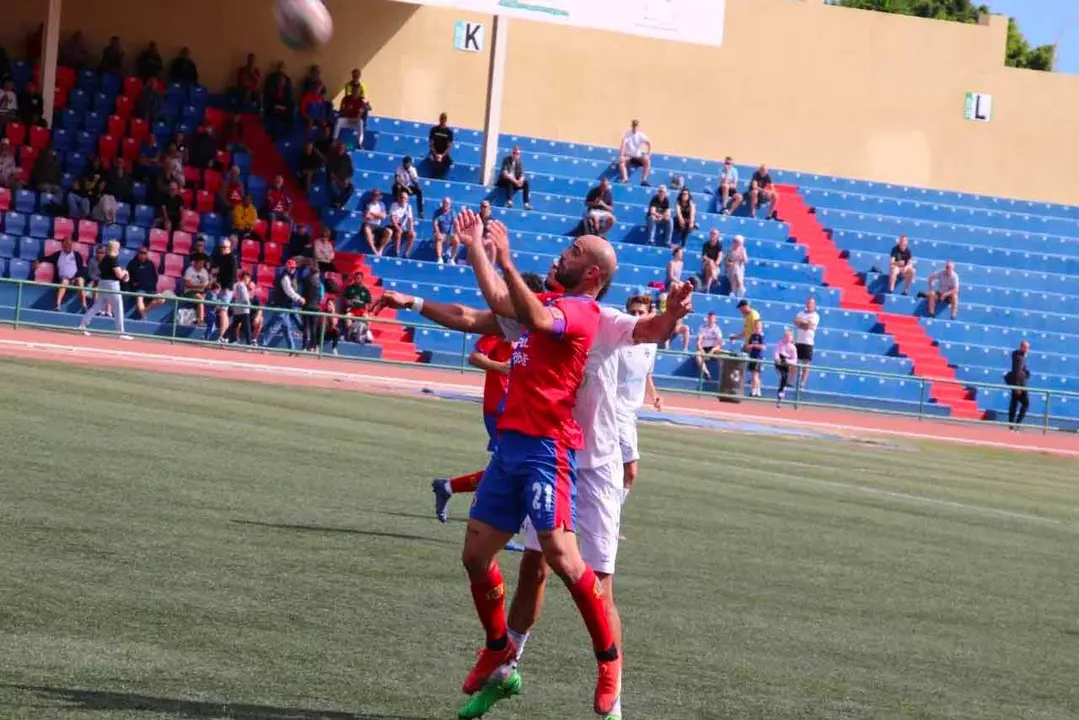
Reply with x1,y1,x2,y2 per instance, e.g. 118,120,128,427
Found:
673,188,697,246
78,240,131,338
701,229,723,292
297,141,325,192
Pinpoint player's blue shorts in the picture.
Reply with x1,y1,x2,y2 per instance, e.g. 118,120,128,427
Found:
483,412,500,453
470,430,578,535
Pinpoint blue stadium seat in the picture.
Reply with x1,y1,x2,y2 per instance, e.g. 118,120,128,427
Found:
3,212,27,236
101,224,123,244
124,226,147,249
28,214,52,239
0,234,14,258
114,202,133,225
14,190,36,215
133,204,155,227
18,237,41,260
52,128,73,152
8,259,30,279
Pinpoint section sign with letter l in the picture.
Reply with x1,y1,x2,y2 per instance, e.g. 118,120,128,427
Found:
390,0,725,48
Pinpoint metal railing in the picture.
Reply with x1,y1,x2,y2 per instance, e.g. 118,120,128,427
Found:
2,277,1075,434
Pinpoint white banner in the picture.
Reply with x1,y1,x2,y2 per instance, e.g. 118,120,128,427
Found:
391,0,725,47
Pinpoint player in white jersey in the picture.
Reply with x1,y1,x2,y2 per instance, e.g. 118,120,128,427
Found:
615,294,662,497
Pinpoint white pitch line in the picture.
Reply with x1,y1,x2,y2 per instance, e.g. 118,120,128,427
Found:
3,337,1078,458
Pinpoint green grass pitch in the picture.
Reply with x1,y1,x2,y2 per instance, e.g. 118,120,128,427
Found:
1,357,1077,719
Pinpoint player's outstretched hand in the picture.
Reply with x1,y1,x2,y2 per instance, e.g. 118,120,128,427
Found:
488,220,511,266
665,281,693,318
371,290,414,315
454,208,485,248
653,395,664,412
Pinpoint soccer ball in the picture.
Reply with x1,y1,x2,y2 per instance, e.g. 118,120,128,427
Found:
274,0,334,50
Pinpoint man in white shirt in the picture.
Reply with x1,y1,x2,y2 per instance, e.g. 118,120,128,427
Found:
617,119,652,186
695,311,724,380
616,295,661,495
362,188,390,256
392,155,424,218
387,189,416,258
716,156,744,215
926,260,961,320
793,296,820,388
183,254,211,326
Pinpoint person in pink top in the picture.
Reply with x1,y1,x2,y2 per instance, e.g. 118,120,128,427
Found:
774,327,798,407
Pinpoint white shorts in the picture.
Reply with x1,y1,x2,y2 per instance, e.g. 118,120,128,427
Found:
522,459,624,575
618,417,639,465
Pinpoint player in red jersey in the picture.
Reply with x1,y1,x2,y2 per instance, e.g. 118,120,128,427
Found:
375,212,624,715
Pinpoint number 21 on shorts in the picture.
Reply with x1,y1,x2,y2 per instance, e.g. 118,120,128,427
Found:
531,482,553,512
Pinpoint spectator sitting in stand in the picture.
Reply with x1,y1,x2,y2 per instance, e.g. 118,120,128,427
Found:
584,176,616,236
334,83,367,146
232,194,259,238
183,253,211,326
218,165,244,213
135,77,162,122
925,260,960,320
18,80,44,127
134,134,160,185
233,54,262,110
313,227,336,274
362,189,389,255
188,126,219,171
156,181,184,232
673,188,697,247
106,158,135,204
286,224,313,265
98,36,125,75
297,140,325,193
427,112,454,179
342,270,374,343
888,234,916,295
617,119,652,186
264,175,292,222
393,156,424,218
695,311,724,380
497,146,531,210
726,234,748,298
0,139,20,190
136,41,163,81
432,197,458,265
126,245,164,318
645,185,673,245
31,148,63,194
325,141,354,209
313,119,334,156
59,31,90,71
168,47,199,85
262,62,295,137
0,80,19,128
666,246,684,289
700,229,723,293
387,189,417,258
716,156,744,215
748,164,779,220
34,237,88,311
66,176,93,219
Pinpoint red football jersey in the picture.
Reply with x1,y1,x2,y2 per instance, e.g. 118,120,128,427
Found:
267,189,290,214
474,334,514,415
496,294,601,449
340,95,365,119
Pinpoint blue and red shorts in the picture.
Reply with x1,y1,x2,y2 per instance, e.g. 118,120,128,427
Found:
483,412,500,453
470,430,578,535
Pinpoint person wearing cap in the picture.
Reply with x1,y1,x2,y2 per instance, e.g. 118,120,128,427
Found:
393,155,424,218
260,258,304,352
362,188,389,255
735,299,760,346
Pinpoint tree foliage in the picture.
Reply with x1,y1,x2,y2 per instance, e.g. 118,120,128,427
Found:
830,0,1055,71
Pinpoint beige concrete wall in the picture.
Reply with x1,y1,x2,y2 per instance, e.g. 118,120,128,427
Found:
3,0,1078,204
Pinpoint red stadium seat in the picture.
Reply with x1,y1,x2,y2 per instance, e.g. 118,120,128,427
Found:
215,149,232,169
170,230,192,255
34,263,55,283
20,145,40,172
29,126,51,149
73,243,90,263
114,94,134,117
123,76,143,97
203,108,228,133
240,239,260,263
56,66,77,90
0,188,10,212
52,217,75,240
252,219,268,239
44,239,62,256
53,86,68,111
5,122,26,146
269,221,290,245
203,169,222,194
107,115,126,137
147,250,162,269
129,118,149,142
156,275,176,294
180,189,194,208
194,190,214,213
98,135,119,161
120,137,140,164
148,228,169,253
77,220,99,243
163,253,184,277
262,241,282,266
179,209,200,233
183,165,201,186
255,265,276,287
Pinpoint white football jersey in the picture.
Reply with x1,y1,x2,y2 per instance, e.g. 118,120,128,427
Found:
616,343,657,417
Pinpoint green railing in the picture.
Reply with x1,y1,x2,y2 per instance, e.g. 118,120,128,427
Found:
2,277,1076,435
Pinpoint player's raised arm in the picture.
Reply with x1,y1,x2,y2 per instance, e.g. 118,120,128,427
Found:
490,229,559,334
456,210,515,318
631,280,693,344
372,289,503,336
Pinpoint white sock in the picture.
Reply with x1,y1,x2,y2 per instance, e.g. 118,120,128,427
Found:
441,479,453,495
609,696,623,717
621,488,630,505
508,629,529,663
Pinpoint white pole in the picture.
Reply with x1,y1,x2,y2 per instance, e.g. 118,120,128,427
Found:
480,15,508,186
41,0,62,128
1052,14,1079,71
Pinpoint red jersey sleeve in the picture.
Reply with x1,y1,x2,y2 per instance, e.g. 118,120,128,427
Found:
473,335,499,355
547,296,599,340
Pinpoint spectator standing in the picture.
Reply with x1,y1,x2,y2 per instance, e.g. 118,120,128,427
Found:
617,119,652,186
188,126,219,171
135,77,162,122
427,113,455,179
263,62,294,137
0,139,20,190
793,296,820,389
168,47,199,85
343,68,367,99
183,253,211,326
695,311,724,380
393,156,425,218
219,165,245,212
700,229,723,293
673,188,697,246
233,54,262,110
725,234,748,298
18,80,44,127
98,36,124,75
232,194,259,237
31,148,63,193
126,245,163,318
59,31,90,71
362,189,389,255
34,237,87,311
261,258,303,352
926,260,960,320
584,177,616,236
313,227,336,274
888,234,916,294
774,328,797,407
645,185,673,245
224,270,256,345
666,246,683,289
297,140,325,193
1006,340,1032,430
136,41,163,81
301,263,325,351
744,319,765,397
748,164,778,219
497,146,531,210
78,240,131,339
388,189,417,258
209,238,239,336
433,197,458,265
320,298,343,355
334,84,367,145
736,299,761,349
325,141,354,209
342,271,375,343
265,175,292,223
716,156,744,215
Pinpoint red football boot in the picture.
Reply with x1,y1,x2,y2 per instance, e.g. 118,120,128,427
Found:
594,655,622,715
462,641,517,695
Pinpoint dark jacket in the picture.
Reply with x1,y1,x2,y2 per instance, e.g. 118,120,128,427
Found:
1005,350,1031,388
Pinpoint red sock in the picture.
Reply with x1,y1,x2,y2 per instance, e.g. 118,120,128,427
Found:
470,562,508,646
568,566,617,657
450,471,483,494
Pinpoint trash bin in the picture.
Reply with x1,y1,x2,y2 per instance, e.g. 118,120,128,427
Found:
719,356,747,403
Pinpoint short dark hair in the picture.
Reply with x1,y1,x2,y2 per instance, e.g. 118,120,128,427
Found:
625,294,653,313
521,272,545,293
192,253,207,263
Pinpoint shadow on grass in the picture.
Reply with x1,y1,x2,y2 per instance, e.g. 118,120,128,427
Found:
379,510,467,525
230,520,456,545
9,685,433,719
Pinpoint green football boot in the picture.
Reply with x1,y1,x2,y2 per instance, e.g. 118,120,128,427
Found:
457,670,522,719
